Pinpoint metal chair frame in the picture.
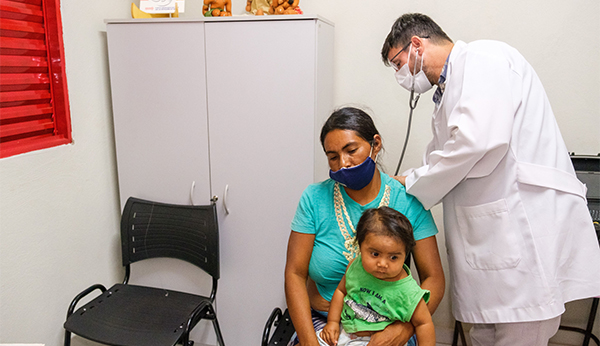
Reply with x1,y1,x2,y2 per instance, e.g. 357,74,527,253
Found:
558,297,599,346
63,197,225,346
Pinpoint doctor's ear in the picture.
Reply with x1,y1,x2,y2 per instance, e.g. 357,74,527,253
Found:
411,36,422,48
411,36,424,55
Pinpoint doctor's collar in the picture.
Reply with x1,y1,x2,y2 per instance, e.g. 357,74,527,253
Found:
433,54,450,105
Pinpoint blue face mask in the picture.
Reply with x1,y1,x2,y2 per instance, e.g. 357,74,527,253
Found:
329,148,377,191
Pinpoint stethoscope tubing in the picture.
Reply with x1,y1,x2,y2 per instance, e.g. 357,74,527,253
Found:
394,89,420,176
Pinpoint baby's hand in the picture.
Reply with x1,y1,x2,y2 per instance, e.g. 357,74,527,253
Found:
320,322,340,346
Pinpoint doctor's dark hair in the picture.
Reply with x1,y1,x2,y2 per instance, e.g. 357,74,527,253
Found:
381,13,453,67
355,207,416,259
320,107,381,150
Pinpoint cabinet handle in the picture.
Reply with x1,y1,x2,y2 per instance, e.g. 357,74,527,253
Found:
223,184,230,215
190,181,196,205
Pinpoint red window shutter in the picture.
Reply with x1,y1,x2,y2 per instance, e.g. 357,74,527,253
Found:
0,0,72,158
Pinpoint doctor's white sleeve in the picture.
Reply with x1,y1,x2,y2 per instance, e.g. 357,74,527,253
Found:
406,50,518,210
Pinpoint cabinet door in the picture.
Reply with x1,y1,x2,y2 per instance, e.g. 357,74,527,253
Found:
205,20,321,345
107,22,212,207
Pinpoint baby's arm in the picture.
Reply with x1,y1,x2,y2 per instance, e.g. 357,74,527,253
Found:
410,298,436,346
320,275,347,346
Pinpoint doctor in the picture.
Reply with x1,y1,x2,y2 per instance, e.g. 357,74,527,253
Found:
381,13,600,345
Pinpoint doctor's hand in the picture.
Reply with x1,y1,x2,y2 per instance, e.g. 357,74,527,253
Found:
393,175,407,186
367,321,414,346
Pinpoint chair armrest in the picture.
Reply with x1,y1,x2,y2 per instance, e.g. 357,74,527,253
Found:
262,307,283,346
186,300,211,328
66,284,107,318
179,300,213,345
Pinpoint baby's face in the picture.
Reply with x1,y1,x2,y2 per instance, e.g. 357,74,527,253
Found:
360,233,406,282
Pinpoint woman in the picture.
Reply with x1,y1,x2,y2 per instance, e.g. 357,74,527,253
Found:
285,107,445,346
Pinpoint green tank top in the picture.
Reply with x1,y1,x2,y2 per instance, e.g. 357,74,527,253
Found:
341,254,430,333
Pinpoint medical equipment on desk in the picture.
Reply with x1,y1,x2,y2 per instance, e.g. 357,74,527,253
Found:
571,154,600,238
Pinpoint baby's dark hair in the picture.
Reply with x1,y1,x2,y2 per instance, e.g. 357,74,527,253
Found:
355,206,416,258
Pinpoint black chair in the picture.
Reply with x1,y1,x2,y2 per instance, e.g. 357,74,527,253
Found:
262,308,295,346
63,197,225,346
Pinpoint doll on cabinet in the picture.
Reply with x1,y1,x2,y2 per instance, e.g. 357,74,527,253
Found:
269,0,300,15
246,0,300,15
245,0,271,15
203,0,232,16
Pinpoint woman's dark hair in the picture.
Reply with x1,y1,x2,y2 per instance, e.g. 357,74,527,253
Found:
320,107,380,150
381,13,453,67
355,206,416,259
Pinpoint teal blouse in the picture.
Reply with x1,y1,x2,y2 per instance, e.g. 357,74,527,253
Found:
291,172,438,301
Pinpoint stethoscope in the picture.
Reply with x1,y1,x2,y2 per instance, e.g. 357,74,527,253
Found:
394,86,421,176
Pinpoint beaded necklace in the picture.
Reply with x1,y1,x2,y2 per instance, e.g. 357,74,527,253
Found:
333,182,391,261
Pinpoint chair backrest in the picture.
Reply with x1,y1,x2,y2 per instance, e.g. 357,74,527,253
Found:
120,197,220,280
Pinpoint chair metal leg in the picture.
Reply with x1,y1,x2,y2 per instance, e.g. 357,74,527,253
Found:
64,330,71,346
452,320,467,346
212,317,225,346
459,322,467,346
558,297,600,346
180,303,224,346
583,297,599,346
180,330,191,346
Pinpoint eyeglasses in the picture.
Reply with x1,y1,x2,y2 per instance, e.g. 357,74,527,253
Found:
388,36,430,71
389,41,412,71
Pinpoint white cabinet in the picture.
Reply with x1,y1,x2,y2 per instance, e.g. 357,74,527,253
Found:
106,16,333,346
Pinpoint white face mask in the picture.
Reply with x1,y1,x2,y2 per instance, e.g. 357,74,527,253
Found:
394,44,433,94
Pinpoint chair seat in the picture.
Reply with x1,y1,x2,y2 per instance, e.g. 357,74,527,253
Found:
64,283,212,346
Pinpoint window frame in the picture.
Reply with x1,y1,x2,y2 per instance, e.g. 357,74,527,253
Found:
0,0,72,159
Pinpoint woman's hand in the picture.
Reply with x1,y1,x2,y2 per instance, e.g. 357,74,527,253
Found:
367,321,414,346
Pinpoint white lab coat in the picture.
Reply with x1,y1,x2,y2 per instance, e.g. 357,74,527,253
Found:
405,40,600,323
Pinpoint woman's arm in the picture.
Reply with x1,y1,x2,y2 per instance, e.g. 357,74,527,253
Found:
412,235,445,314
285,231,320,346
367,321,414,346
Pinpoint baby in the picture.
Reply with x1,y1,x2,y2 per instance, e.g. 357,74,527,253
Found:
318,206,435,346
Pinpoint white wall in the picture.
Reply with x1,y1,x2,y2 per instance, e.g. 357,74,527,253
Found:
0,0,598,345
0,0,132,343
